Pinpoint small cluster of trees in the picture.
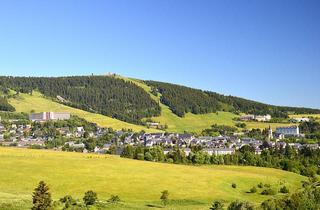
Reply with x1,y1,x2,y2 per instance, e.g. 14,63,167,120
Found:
202,124,238,136
300,121,320,140
247,182,289,195
31,181,120,210
210,178,320,210
210,200,255,210
31,181,170,210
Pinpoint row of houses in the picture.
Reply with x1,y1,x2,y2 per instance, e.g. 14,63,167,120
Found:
0,120,107,149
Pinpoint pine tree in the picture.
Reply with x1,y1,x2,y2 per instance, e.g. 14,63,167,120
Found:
32,181,52,210
160,190,169,206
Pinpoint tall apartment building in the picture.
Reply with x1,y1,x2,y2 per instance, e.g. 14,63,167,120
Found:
29,112,70,122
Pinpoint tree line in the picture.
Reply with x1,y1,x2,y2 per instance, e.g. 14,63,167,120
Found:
121,144,320,177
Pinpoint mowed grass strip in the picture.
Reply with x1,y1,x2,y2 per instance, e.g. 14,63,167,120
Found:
0,147,305,209
8,92,160,133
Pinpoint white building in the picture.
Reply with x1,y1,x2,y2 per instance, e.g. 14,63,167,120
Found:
276,126,300,136
240,114,271,122
29,112,70,122
255,114,271,122
204,148,235,156
290,117,310,123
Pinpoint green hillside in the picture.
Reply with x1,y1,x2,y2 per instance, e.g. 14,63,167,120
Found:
125,78,294,133
0,147,306,210
0,75,310,133
8,92,160,133
0,76,161,124
146,80,320,118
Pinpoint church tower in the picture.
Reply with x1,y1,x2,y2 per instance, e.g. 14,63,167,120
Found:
268,125,273,140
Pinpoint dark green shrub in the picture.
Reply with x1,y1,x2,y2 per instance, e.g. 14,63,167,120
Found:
250,186,257,193
279,186,289,194
83,190,97,206
108,195,121,203
210,200,224,210
261,188,276,195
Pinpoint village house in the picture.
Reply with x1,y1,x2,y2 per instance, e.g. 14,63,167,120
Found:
65,141,85,148
240,115,255,121
240,114,271,122
290,117,310,123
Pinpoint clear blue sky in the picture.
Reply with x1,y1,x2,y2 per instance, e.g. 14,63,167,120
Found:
0,0,319,108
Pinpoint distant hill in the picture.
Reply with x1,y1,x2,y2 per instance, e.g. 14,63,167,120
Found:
145,80,320,118
0,75,319,132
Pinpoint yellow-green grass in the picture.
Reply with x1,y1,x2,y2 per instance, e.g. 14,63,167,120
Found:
0,147,305,209
8,92,160,133
123,78,294,133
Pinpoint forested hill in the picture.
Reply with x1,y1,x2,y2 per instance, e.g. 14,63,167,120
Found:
145,80,320,118
0,76,161,124
0,76,319,125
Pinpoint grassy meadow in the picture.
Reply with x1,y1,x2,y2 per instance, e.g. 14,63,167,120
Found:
8,92,159,133
0,147,305,210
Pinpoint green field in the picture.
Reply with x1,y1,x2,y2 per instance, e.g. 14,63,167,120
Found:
124,78,294,133
8,92,159,133
0,147,305,209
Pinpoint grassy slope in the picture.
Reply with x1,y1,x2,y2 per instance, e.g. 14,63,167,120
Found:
0,147,305,210
7,92,160,133
125,78,293,133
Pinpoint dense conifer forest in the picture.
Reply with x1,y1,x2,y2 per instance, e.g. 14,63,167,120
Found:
0,76,161,124
0,97,15,112
145,80,320,117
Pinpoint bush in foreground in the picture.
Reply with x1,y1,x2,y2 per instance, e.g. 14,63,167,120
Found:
160,190,169,206
227,200,254,210
108,195,121,203
210,200,224,210
83,190,97,206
